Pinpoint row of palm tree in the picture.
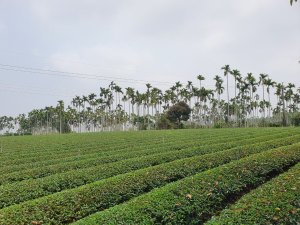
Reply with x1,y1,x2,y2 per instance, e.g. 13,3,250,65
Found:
1,65,299,134
290,0,298,5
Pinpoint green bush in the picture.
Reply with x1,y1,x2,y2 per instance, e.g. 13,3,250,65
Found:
0,132,296,208
0,135,299,224
157,114,173,130
74,143,300,225
0,130,261,185
291,112,300,126
207,163,300,224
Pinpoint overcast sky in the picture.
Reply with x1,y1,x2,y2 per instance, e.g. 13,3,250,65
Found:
0,0,299,116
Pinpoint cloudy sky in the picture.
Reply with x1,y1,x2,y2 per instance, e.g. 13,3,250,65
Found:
0,0,299,116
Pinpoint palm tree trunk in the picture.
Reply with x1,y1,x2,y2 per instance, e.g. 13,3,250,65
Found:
262,85,265,119
227,75,229,121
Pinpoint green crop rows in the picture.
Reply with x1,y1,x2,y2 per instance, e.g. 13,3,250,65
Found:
0,128,299,224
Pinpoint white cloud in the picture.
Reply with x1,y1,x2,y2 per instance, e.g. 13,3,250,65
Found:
231,0,272,17
0,21,5,32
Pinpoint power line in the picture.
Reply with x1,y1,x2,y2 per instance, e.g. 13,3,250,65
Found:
0,63,236,88
0,50,138,73
0,85,74,98
0,80,86,95
0,64,173,86
1,63,255,89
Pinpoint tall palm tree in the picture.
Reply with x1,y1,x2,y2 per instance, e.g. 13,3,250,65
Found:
238,80,250,127
214,75,224,121
246,73,257,122
57,100,64,134
293,93,300,111
186,81,194,122
125,87,135,120
231,69,241,123
290,0,297,5
259,74,268,119
145,83,152,129
221,65,231,121
265,78,276,117
71,95,82,132
285,83,295,113
174,82,182,102
197,75,205,90
196,75,205,121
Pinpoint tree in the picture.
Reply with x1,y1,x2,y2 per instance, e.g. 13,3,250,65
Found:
290,0,297,5
231,69,241,123
265,78,276,117
259,73,268,119
57,100,64,134
166,101,191,128
214,75,224,121
221,65,231,121
146,83,152,129
3,64,300,133
246,73,257,123
197,75,205,90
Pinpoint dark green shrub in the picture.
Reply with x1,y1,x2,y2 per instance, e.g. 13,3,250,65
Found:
291,112,300,126
157,114,173,130
166,101,191,128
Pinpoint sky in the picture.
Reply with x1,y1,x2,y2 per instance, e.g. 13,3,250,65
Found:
0,0,299,116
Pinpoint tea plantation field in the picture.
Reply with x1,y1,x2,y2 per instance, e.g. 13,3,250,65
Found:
0,128,299,224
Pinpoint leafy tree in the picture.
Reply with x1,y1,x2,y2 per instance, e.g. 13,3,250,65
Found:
166,101,191,128
290,0,297,5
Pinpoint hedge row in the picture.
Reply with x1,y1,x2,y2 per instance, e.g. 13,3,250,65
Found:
74,143,300,225
0,130,273,184
1,128,229,157
0,129,251,174
1,133,297,208
0,132,189,167
206,162,300,225
0,136,190,175
1,138,299,224
0,128,285,166
2,128,288,157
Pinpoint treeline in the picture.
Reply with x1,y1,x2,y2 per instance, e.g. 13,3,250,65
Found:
1,65,300,135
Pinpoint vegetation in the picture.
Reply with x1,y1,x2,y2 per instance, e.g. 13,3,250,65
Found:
1,66,300,135
0,128,299,224
0,2,297,224
166,101,191,128
73,142,300,225
290,0,298,5
207,162,300,224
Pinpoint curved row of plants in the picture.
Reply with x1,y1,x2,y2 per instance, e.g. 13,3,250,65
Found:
0,132,145,155
73,143,300,225
1,132,298,208
2,129,226,154
0,129,275,183
0,132,188,164
206,162,300,224
0,129,243,167
1,138,299,224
